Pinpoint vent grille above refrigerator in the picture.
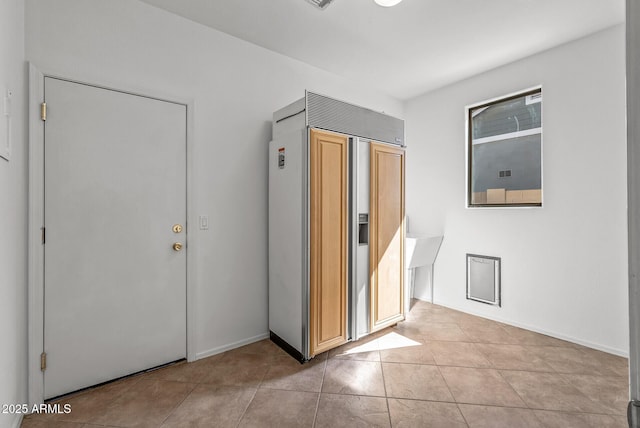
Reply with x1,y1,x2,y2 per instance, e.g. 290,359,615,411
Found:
306,92,404,146
306,0,334,9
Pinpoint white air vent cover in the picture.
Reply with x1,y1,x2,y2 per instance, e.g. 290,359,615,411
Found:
307,0,334,9
466,254,501,306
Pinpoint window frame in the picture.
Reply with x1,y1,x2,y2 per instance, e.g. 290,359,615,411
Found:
466,86,543,208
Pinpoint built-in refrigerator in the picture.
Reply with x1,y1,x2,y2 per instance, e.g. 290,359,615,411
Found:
268,91,406,361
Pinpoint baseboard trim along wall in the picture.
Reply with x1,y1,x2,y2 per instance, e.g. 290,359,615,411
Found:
196,309,628,359
194,333,270,361
432,300,629,358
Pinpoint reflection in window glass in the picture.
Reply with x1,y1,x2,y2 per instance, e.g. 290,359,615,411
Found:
468,89,542,206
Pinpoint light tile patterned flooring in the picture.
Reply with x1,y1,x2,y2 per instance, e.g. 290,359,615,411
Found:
22,300,630,427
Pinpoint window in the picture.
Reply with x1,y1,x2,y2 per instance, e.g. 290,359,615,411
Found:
467,88,542,207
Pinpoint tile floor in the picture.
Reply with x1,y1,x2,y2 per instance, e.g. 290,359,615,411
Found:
22,300,630,427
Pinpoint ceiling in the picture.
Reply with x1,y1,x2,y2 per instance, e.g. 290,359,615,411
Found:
139,0,624,100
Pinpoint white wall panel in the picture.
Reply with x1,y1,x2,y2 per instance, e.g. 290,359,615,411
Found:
0,0,27,427
25,0,402,360
405,25,628,355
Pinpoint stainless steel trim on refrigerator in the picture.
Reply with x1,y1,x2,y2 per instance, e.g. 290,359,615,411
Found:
348,137,355,341
302,127,310,360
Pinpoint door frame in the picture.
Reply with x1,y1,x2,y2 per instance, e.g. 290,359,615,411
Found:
27,63,197,406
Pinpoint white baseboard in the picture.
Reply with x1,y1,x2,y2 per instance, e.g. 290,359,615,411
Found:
423,299,629,358
194,332,270,361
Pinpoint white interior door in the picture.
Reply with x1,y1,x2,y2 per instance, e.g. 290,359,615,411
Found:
43,77,187,399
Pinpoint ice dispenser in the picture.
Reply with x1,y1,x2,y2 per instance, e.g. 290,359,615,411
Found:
358,214,369,245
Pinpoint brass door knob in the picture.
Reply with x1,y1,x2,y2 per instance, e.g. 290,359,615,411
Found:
173,243,183,251
172,224,183,233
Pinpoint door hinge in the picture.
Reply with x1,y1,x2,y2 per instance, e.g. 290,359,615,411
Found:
41,227,45,245
40,102,47,121
40,352,47,371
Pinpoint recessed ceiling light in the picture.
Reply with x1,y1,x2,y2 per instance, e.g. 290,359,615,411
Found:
374,0,403,6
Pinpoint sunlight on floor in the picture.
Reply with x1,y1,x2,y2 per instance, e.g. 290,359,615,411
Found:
333,332,421,356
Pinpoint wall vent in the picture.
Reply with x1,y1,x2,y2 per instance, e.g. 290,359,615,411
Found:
466,254,501,306
306,0,334,9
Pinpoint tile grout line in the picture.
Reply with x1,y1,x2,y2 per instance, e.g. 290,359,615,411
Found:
375,359,561,374
299,389,623,417
437,321,477,427
496,368,626,417
378,353,394,428
400,313,585,349
233,360,270,428
424,316,470,427
234,386,260,428
455,402,471,428
495,368,532,411
556,372,623,416
311,356,329,428
474,332,621,414
433,365,460,408
452,318,524,426
522,404,626,417
157,382,198,427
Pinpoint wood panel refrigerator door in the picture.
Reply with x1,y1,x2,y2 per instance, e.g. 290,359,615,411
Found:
370,142,405,332
309,129,348,356
43,77,187,399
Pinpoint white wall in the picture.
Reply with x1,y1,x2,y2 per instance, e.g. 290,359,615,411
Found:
627,0,640,402
405,25,628,355
0,0,27,427
25,0,403,361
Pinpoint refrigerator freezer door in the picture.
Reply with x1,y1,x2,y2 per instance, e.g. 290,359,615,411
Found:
309,129,349,356
268,130,306,357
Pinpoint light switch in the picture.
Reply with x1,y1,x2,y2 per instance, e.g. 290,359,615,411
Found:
199,215,209,230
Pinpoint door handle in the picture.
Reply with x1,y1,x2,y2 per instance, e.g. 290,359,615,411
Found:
173,243,183,251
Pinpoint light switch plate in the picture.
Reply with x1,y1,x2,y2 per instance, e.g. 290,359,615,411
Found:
199,215,209,230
